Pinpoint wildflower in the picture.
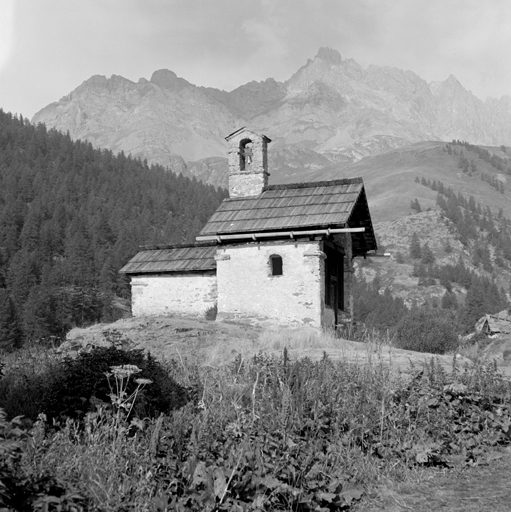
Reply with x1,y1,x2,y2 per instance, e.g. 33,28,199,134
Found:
110,364,142,379
135,378,153,385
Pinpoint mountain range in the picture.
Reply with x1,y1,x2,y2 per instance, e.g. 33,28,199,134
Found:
32,47,511,190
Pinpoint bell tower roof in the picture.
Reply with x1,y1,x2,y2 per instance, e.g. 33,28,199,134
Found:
225,127,271,143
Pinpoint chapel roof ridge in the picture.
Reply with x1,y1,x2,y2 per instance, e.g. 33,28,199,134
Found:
138,241,217,251
264,177,363,191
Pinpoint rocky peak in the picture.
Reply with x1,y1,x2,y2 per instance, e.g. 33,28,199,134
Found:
61,74,137,103
150,69,192,92
430,74,465,96
77,74,135,92
315,47,343,65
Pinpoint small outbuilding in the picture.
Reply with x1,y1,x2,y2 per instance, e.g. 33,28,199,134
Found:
120,127,378,329
475,310,511,336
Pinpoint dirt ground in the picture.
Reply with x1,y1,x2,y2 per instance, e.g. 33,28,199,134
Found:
358,450,511,512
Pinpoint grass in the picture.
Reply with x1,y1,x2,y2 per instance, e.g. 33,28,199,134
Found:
1,328,511,511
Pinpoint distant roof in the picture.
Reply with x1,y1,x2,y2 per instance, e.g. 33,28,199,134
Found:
198,178,377,255
475,310,511,334
119,244,216,274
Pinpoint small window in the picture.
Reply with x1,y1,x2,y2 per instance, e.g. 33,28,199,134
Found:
269,255,283,276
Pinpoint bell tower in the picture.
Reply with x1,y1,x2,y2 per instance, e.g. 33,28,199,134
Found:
225,127,271,197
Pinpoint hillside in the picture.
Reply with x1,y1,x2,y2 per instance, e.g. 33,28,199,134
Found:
302,141,511,222
331,141,511,328
0,110,227,349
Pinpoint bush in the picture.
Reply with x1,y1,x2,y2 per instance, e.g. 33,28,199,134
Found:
205,303,217,320
41,346,188,422
0,345,61,421
395,308,459,354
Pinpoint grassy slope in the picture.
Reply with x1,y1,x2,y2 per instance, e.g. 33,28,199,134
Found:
272,141,511,223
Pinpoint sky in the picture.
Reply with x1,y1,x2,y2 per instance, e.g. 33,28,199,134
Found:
1,0,511,119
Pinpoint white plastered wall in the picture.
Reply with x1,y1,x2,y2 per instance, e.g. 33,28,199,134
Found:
130,272,217,317
215,241,325,328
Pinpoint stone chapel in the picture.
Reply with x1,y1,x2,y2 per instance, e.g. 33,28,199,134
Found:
120,127,377,329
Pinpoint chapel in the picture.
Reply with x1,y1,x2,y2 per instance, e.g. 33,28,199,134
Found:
120,128,377,329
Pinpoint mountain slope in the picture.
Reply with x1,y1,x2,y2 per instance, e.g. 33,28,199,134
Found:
287,141,511,222
32,70,243,167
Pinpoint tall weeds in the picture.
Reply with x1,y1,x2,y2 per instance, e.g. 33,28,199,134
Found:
1,339,510,511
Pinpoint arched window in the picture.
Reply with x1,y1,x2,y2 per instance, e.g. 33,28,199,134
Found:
269,254,283,276
239,138,253,171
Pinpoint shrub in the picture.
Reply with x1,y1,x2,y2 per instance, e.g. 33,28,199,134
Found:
41,346,188,422
0,345,61,421
205,303,217,320
395,308,459,354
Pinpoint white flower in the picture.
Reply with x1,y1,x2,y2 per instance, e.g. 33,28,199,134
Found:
135,378,153,385
110,365,142,378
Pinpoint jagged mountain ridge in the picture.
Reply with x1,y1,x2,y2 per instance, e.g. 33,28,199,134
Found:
32,47,511,183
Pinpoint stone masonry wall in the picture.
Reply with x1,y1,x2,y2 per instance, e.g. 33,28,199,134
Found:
229,173,268,198
130,272,217,317
215,241,324,328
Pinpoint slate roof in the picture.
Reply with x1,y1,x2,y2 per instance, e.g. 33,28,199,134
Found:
199,178,364,235
119,244,216,274
120,178,378,276
198,177,377,255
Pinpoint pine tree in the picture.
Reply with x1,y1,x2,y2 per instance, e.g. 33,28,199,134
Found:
421,243,435,265
441,291,458,310
0,289,23,351
409,232,422,259
410,198,422,213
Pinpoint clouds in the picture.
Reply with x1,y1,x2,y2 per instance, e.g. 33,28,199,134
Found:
0,0,510,119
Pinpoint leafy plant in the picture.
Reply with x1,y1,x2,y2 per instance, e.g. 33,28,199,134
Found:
0,408,87,511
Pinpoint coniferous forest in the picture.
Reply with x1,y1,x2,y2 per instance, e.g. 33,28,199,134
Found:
0,110,227,349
